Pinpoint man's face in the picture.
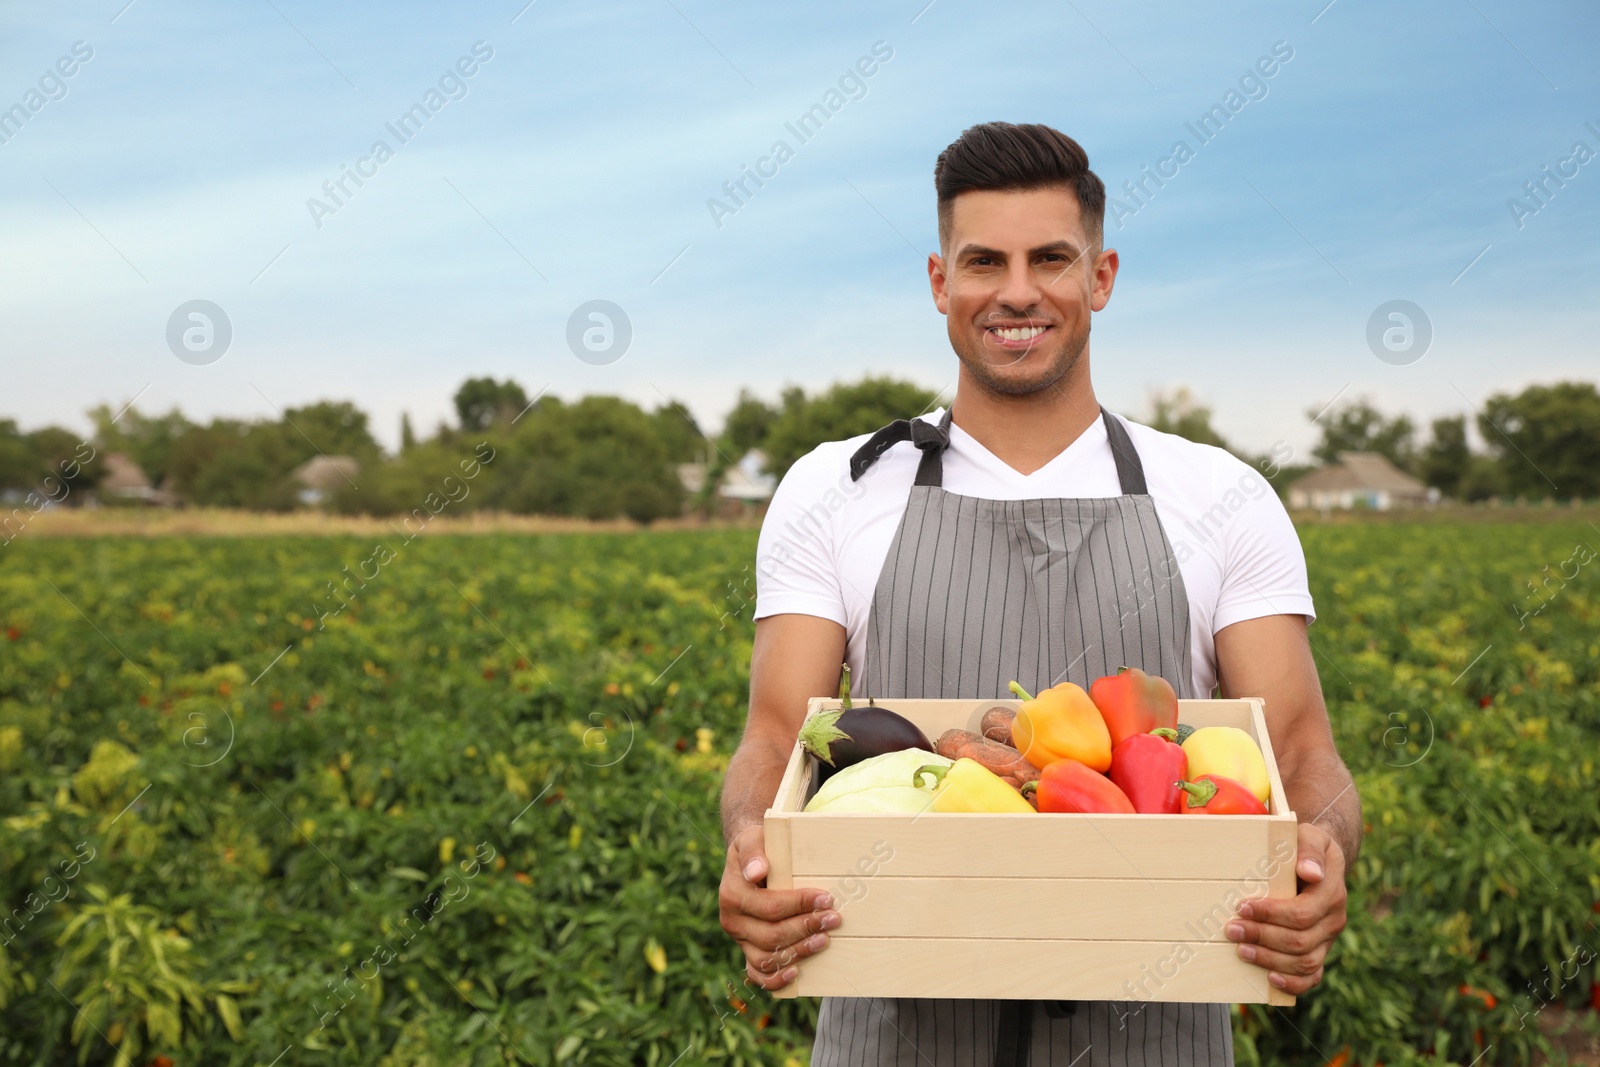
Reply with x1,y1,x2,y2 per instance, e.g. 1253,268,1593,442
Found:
929,186,1118,397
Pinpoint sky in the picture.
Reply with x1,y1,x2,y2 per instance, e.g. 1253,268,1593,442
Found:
1,0,1596,458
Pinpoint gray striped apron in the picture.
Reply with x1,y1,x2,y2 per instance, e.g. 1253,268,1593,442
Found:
812,407,1233,1067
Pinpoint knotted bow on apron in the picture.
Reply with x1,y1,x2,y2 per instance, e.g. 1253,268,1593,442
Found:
810,407,1234,1067
849,414,952,487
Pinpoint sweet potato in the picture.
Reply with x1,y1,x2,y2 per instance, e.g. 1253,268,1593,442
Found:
933,729,1039,788
979,705,1016,746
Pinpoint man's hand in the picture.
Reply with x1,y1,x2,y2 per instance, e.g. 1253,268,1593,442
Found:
718,825,840,990
1227,822,1348,994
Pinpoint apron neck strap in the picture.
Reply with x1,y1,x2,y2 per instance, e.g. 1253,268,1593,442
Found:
1101,407,1148,495
848,406,1148,496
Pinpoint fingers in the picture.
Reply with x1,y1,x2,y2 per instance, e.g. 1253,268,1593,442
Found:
1293,823,1343,886
1265,965,1324,996
743,925,834,988
1232,931,1330,986
745,960,798,991
727,825,768,884
1238,869,1346,930
723,895,838,953
720,869,833,923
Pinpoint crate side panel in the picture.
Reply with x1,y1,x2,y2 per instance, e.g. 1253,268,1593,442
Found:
814,876,1267,941
783,937,1284,1004
788,813,1281,880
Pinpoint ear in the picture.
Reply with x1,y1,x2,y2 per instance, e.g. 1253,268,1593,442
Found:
1090,247,1119,312
928,252,950,315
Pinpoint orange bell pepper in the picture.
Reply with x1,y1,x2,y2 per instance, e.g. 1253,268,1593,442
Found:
1089,666,1179,748
1006,680,1112,771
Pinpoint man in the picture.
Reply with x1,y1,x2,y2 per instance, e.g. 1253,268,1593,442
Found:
718,121,1360,1066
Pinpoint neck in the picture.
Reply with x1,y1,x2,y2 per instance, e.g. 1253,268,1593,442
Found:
948,361,1100,476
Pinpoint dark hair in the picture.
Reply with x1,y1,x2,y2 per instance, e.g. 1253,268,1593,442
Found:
934,122,1106,248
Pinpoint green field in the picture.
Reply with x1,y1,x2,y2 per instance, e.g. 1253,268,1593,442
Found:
0,524,1596,1066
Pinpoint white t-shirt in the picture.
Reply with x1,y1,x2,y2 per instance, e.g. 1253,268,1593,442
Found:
753,408,1316,698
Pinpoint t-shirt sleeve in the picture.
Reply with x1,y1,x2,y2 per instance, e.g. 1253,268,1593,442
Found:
1212,454,1318,631
753,447,848,626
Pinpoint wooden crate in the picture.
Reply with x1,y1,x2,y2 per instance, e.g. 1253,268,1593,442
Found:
765,696,1298,1006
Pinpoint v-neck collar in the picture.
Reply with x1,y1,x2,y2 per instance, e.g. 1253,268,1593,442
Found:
933,406,1112,486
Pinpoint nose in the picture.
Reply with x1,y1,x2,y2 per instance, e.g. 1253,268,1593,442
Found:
994,258,1045,317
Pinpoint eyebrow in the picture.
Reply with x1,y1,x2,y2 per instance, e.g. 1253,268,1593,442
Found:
955,239,1085,261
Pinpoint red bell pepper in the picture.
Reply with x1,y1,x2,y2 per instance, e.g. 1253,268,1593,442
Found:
1023,759,1135,814
1109,728,1188,814
1089,667,1179,748
1176,774,1268,815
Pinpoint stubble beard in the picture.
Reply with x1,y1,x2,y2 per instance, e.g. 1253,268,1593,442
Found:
952,318,1091,398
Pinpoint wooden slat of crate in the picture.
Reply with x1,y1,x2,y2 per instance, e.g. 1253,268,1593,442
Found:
808,876,1267,941
788,811,1285,881
784,937,1275,1003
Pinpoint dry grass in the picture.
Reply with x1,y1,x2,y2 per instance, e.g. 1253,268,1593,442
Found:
9,506,763,539
1288,501,1600,526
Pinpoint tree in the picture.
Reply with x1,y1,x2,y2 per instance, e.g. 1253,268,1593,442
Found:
1478,381,1600,499
721,390,778,456
400,413,417,454
280,401,382,467
761,377,940,480
650,399,705,463
1418,416,1471,498
165,420,300,511
88,404,193,487
1144,387,1229,449
1308,398,1416,471
27,426,104,501
483,395,685,522
453,378,528,431
0,419,36,492
329,437,483,517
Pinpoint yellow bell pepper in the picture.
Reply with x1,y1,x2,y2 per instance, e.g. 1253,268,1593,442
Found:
914,759,1035,813
1181,726,1270,803
1007,680,1112,772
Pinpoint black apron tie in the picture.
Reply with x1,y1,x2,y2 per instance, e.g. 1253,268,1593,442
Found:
848,409,952,486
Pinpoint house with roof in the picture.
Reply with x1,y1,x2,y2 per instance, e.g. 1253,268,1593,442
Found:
293,455,361,506
676,450,776,517
100,453,158,504
1287,452,1434,511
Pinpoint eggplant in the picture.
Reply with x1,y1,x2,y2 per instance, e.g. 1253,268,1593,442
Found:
799,663,932,785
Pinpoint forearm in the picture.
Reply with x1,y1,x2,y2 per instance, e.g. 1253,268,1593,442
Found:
720,736,792,842
1283,748,1363,868
726,615,847,843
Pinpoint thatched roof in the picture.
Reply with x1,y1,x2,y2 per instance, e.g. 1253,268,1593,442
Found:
101,453,153,493
1290,452,1427,495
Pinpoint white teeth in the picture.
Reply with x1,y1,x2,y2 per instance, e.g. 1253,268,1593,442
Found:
992,326,1046,341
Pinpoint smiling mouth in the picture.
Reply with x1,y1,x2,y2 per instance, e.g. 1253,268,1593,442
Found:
984,324,1053,349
